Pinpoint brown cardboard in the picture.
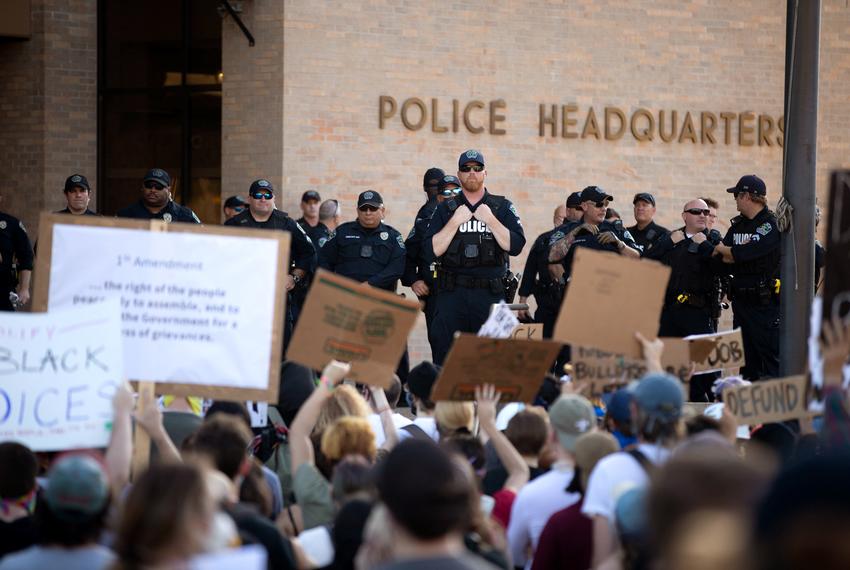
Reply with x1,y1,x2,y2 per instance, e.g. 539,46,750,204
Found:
553,248,671,359
510,323,544,341
286,269,420,388
687,328,746,373
429,334,563,402
724,375,809,425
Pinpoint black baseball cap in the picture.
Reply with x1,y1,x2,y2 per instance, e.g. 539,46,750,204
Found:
423,168,445,190
580,186,613,203
439,175,461,194
301,190,321,202
358,190,383,208
223,195,246,209
64,174,90,192
143,168,171,187
727,175,766,196
633,192,656,207
458,149,485,169
249,179,275,195
566,192,583,208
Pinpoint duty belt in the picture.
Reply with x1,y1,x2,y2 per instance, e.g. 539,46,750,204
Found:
438,271,503,294
667,292,709,309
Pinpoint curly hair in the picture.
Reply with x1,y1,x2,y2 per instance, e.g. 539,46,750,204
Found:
321,416,377,464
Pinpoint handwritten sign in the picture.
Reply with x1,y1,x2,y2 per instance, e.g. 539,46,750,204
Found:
430,334,563,402
477,302,520,338
686,329,746,373
287,270,420,388
510,323,544,341
553,248,670,359
33,214,288,401
724,375,809,425
0,301,123,451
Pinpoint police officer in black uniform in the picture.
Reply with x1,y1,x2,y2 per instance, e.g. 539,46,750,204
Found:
424,149,526,365
225,179,317,351
628,192,668,253
710,175,780,381
0,205,34,311
416,167,446,226
116,168,201,223
403,175,460,355
296,190,332,247
57,174,98,216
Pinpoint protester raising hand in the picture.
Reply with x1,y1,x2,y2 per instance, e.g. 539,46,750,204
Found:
636,331,665,373
475,384,529,493
134,389,182,464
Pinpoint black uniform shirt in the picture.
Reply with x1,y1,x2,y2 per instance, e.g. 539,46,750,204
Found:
0,212,34,288
643,227,720,300
518,228,559,298
550,219,640,281
116,200,201,224
225,209,317,273
297,218,332,250
719,207,780,286
55,208,99,216
319,221,405,291
628,220,669,253
402,209,438,287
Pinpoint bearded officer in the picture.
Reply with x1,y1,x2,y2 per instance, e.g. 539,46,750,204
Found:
424,149,526,365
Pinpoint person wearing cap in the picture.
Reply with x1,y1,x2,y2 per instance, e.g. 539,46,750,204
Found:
628,192,668,253
297,190,332,248
116,168,201,223
507,394,596,569
564,191,585,224
710,175,780,381
582,372,684,567
403,175,461,356
222,195,246,221
0,198,33,311
517,202,577,337
56,174,97,216
0,454,115,570
225,178,317,349
416,167,446,225
424,149,526,364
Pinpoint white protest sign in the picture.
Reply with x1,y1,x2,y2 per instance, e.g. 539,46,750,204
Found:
189,545,267,570
35,216,288,401
246,401,268,428
478,302,520,338
0,300,123,451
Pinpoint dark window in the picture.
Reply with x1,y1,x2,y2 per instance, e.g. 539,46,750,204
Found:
98,0,221,221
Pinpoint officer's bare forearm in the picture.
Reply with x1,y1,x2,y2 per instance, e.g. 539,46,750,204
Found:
488,220,512,252
17,270,31,292
549,235,574,262
619,244,640,259
432,222,460,257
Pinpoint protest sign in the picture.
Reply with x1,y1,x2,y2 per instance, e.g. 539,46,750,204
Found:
0,300,123,451
571,338,693,392
685,328,746,374
32,214,288,401
430,334,563,402
287,270,419,388
724,375,809,425
822,170,850,329
477,302,520,338
510,323,544,341
553,248,670,359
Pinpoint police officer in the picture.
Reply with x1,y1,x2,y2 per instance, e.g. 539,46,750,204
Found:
297,190,332,247
319,190,406,291
416,167,446,225
710,175,780,381
0,204,34,311
57,174,98,216
225,179,317,350
403,175,461,355
424,149,526,364
643,199,722,400
116,168,200,223
563,191,585,224
222,195,246,221
628,192,668,252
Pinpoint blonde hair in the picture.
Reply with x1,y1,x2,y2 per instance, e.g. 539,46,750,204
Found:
435,401,474,437
320,416,377,464
315,384,371,434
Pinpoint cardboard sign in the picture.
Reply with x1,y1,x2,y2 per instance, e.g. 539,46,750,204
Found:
32,214,288,401
686,328,746,373
822,170,850,329
724,375,809,425
430,334,563,402
0,301,124,451
510,323,544,341
571,338,693,392
553,248,670,359
287,270,419,388
478,302,520,338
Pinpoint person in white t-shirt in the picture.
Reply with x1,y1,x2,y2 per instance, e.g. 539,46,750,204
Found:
397,362,441,442
582,371,684,568
362,375,412,446
507,393,597,569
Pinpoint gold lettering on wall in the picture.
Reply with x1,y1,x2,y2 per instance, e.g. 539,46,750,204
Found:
582,108,601,139
630,108,654,141
400,98,427,130
489,99,507,135
604,107,626,141
379,95,397,129
562,104,579,139
463,101,485,134
739,112,755,146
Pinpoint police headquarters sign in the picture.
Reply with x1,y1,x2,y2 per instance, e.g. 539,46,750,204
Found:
378,95,784,147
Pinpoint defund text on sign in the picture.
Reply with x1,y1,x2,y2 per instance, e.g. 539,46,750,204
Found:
724,375,808,425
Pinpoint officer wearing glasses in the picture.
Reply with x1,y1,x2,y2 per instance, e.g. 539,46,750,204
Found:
116,168,200,223
225,179,317,349
222,195,247,221
424,149,526,365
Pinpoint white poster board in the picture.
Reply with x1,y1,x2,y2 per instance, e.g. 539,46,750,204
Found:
0,301,123,451
34,215,288,401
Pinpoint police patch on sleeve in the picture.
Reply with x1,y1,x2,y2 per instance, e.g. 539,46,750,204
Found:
380,231,388,241
549,231,565,245
508,203,521,225
318,237,328,248
623,230,635,242
756,223,772,236
0,221,6,230
396,235,405,249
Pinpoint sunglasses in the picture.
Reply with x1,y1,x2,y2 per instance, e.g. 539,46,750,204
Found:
685,208,710,216
143,181,165,190
359,205,379,212
593,201,609,208
232,206,245,213
440,188,461,196
250,191,274,200
459,164,484,173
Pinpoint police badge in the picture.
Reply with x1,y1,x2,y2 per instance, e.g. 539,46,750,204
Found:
756,223,772,236
163,213,173,223
380,231,388,240
0,221,6,230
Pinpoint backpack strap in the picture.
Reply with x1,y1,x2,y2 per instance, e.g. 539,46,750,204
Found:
401,423,432,441
628,449,656,475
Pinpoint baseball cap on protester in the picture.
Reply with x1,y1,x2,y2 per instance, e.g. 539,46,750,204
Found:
249,179,275,195
64,174,90,192
548,394,597,453
606,389,634,423
580,185,614,203
566,192,583,208
727,174,767,196
143,168,171,187
423,167,446,190
301,190,321,202
630,373,684,423
223,195,246,209
407,361,440,403
458,149,485,169
357,190,383,208
632,192,656,207
44,453,110,520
